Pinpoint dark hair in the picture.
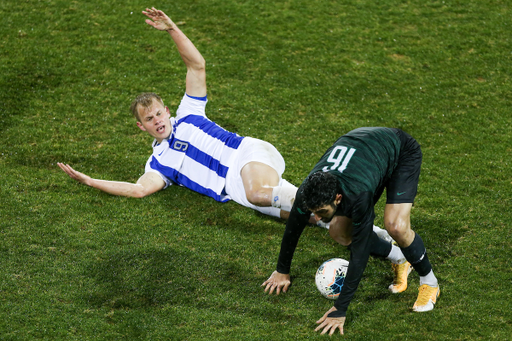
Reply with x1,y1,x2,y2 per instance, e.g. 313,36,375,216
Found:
300,171,340,210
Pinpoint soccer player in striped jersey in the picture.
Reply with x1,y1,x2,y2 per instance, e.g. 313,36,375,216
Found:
262,127,440,335
58,7,304,220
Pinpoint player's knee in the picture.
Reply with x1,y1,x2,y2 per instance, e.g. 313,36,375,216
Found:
245,189,271,207
385,219,409,240
329,229,351,246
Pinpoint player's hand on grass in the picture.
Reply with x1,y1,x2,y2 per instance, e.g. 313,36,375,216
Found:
58,163,92,186
261,271,291,295
142,7,175,31
315,307,345,335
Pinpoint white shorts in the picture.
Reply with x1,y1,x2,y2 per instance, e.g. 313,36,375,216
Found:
225,137,285,216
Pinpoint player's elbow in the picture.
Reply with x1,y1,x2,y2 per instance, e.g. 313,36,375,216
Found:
130,185,154,198
131,191,148,199
197,56,206,70
191,57,206,73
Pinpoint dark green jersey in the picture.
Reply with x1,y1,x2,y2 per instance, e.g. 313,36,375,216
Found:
276,127,406,317
310,127,401,199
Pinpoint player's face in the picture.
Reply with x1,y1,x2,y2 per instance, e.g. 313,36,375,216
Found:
310,194,342,223
311,204,337,223
136,99,172,143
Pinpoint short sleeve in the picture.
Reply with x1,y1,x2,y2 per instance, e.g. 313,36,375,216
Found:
175,93,208,120
144,156,173,189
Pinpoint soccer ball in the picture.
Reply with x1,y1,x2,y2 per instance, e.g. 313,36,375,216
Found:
315,258,349,300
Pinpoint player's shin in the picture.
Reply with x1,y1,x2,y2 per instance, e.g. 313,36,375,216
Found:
400,232,438,287
369,231,393,259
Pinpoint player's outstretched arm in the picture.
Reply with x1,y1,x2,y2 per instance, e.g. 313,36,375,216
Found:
142,7,206,98
261,271,291,295
57,163,165,198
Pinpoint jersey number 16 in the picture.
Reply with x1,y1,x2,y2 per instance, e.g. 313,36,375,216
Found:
322,146,356,173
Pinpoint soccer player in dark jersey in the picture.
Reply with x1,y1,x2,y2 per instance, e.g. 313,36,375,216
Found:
262,127,440,335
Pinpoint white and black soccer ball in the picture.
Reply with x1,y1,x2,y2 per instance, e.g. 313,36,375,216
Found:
315,258,349,300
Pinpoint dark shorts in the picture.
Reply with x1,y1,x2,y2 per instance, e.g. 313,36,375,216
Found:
385,129,422,204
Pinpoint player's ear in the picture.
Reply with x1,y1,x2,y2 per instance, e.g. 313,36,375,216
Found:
335,193,342,205
165,106,170,115
136,121,147,132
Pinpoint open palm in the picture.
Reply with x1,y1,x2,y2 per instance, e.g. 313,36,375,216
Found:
142,7,174,31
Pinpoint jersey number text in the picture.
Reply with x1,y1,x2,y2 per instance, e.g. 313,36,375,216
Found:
322,146,356,173
172,140,189,152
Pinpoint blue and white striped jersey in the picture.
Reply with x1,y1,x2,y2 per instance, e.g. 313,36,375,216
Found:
144,94,245,202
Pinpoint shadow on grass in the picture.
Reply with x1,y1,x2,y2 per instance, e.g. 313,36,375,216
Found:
79,247,300,322
81,248,205,310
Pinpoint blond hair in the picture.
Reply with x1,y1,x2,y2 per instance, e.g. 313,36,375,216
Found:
130,92,165,122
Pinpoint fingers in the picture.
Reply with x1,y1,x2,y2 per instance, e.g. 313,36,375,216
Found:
142,8,158,20
332,324,343,336
144,19,157,28
263,282,278,295
57,162,73,176
314,320,328,333
58,163,75,175
142,9,152,17
322,324,332,335
261,278,287,295
270,284,278,295
143,7,165,19
142,7,173,31
314,320,343,335
58,163,85,182
261,280,272,293
315,314,345,335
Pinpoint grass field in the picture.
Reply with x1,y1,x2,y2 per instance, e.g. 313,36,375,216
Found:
1,0,511,340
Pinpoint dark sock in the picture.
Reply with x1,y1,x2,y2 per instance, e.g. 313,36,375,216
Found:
400,232,432,276
369,231,393,259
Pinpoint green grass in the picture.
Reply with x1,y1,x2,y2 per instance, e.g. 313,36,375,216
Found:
1,0,511,339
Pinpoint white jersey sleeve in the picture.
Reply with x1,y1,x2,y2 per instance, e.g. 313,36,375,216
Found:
144,154,172,189
175,93,208,120
143,93,245,202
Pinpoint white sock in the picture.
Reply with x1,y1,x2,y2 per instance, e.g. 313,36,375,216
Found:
419,270,438,287
271,179,297,212
387,244,406,265
373,225,394,243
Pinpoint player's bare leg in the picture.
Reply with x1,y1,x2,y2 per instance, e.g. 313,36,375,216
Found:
241,161,280,207
240,161,315,222
383,203,415,247
384,203,439,311
240,161,288,219
384,203,414,293
325,216,353,246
